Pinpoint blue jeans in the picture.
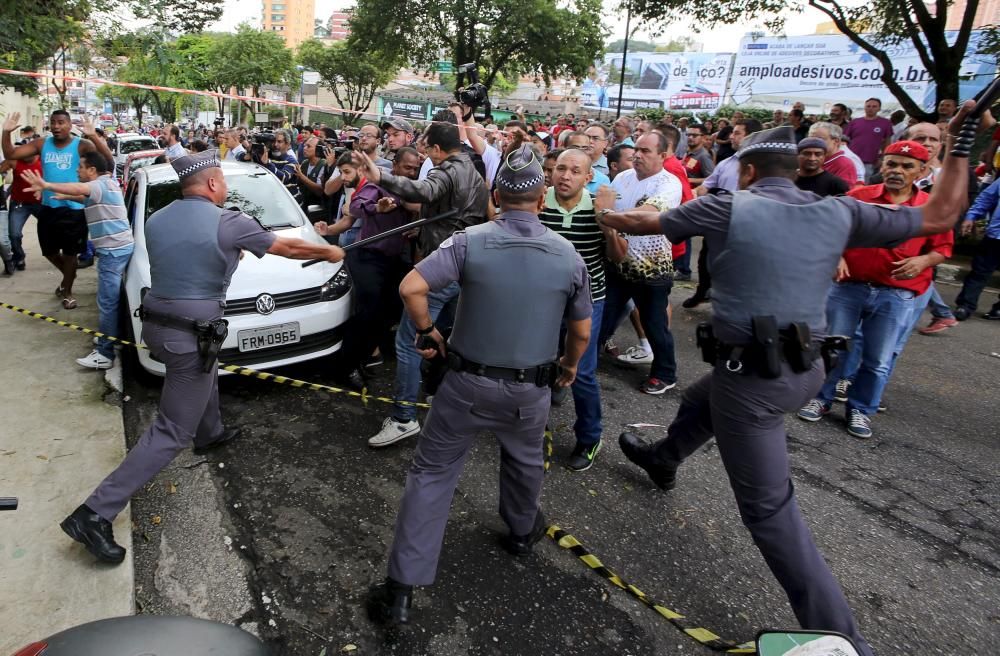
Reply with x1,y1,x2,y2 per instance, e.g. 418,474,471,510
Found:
392,282,460,422
673,239,692,275
926,283,954,319
817,282,914,415
570,299,604,447
840,284,933,384
96,251,132,360
598,274,676,383
339,226,361,248
8,201,43,265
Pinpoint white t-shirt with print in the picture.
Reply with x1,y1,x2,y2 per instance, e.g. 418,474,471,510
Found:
610,168,682,283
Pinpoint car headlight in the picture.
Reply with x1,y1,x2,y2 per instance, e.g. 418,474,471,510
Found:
318,267,351,301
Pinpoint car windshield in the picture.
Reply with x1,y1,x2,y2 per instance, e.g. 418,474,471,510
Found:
121,139,157,154
145,172,306,229
129,157,159,173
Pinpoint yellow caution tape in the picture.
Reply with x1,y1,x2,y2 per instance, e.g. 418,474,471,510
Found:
0,301,430,409
546,524,756,654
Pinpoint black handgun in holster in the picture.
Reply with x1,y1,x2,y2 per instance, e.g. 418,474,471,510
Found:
751,316,783,379
820,335,851,375
780,321,817,374
695,322,717,365
195,319,229,373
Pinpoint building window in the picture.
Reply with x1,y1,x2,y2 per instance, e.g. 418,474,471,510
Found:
271,14,285,21
271,25,284,30
271,3,285,8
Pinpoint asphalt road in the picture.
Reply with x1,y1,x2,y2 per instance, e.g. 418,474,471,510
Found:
123,280,1000,656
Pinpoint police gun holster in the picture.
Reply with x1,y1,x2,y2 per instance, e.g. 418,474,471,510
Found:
137,306,229,373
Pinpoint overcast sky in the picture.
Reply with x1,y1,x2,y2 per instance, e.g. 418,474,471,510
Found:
209,0,839,48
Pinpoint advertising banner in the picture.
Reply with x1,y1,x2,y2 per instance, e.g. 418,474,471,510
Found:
728,31,996,113
579,51,734,114
379,98,429,120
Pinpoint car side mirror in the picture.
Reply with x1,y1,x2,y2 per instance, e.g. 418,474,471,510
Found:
756,630,861,656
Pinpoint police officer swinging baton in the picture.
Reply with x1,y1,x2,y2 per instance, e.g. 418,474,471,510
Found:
300,209,459,268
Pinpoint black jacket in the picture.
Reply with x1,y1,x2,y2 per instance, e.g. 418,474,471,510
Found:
377,151,489,256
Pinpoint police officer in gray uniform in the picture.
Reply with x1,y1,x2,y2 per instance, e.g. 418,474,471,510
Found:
366,144,593,625
598,108,978,656
60,150,346,564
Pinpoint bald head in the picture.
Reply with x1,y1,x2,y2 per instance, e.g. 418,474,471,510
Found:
557,147,592,171
181,166,227,204
903,122,942,161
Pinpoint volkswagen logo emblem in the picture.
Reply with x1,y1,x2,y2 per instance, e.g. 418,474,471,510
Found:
255,293,276,315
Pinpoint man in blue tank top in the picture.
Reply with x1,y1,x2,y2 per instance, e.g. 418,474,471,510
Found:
2,110,115,309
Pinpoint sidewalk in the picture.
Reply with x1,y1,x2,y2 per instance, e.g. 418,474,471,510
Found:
0,221,132,651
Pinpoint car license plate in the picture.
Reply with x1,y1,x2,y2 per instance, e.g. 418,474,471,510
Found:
237,322,300,352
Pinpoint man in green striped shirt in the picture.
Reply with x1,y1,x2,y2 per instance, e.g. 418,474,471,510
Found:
538,149,622,471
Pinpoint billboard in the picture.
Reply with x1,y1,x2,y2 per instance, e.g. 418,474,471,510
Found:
728,31,997,113
579,51,734,114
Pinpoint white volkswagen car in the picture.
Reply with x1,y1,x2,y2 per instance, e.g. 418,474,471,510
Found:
121,161,352,376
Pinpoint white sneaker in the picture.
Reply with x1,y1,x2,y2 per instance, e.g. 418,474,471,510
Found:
368,417,420,448
616,345,653,366
76,350,113,370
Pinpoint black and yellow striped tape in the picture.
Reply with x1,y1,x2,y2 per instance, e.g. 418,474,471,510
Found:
0,301,431,409
546,525,756,654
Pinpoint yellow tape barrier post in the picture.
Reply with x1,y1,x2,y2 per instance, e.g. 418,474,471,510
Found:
545,525,756,654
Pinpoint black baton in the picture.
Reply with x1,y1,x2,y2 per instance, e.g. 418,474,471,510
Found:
301,209,459,268
0,497,18,511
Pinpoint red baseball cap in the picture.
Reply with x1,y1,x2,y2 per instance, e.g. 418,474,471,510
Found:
883,140,930,162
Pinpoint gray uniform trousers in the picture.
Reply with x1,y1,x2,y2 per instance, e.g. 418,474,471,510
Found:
86,301,224,522
388,369,551,586
648,359,874,656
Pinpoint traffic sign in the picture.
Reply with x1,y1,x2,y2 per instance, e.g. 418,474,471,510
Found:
436,61,454,73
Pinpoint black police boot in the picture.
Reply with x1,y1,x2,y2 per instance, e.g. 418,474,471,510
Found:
2,258,14,276
60,504,127,564
366,577,413,626
618,432,677,491
192,427,243,455
954,306,972,321
985,303,1000,320
681,289,710,309
499,511,547,557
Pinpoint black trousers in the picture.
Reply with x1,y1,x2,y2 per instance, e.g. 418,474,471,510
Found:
693,238,711,299
338,248,409,372
955,236,1000,312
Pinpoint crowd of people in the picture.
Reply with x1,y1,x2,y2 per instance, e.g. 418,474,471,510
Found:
0,93,996,654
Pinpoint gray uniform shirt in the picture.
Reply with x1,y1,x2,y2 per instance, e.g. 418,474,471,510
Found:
416,209,593,322
146,199,277,321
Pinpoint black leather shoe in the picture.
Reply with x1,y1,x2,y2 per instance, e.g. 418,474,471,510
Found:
2,259,13,276
193,427,243,455
60,504,126,564
681,292,709,309
985,305,1000,320
618,432,677,491
954,306,971,321
366,578,413,626
500,511,547,556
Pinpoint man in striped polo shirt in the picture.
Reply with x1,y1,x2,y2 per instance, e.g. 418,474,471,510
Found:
23,151,134,370
539,148,620,471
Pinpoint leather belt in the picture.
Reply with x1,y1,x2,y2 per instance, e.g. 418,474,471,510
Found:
446,352,558,387
136,306,203,334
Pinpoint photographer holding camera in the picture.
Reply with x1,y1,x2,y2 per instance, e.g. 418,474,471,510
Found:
293,135,329,220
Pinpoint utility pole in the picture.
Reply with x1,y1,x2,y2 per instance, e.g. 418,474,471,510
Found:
616,1,631,119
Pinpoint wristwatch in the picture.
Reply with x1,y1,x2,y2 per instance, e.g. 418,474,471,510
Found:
596,208,613,221
416,323,436,336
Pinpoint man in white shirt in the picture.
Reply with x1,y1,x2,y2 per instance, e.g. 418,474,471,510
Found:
597,132,682,396
164,125,186,160
223,130,245,162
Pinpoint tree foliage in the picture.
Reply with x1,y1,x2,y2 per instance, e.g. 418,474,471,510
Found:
0,0,90,95
298,39,399,125
214,24,296,112
349,0,607,91
130,0,224,35
629,0,999,122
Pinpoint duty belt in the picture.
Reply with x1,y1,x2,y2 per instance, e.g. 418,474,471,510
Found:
446,351,558,387
137,305,229,373
696,320,850,378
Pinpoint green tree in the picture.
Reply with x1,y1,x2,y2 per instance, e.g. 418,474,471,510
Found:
0,0,89,95
215,24,296,113
349,0,606,91
629,0,998,122
129,0,224,34
171,32,232,114
606,38,657,53
655,36,696,52
298,38,400,125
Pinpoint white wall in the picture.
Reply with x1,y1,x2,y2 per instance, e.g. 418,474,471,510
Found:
0,87,45,133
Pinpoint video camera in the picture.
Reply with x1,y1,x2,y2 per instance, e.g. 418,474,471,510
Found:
455,62,491,117
249,131,288,165
315,137,357,160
